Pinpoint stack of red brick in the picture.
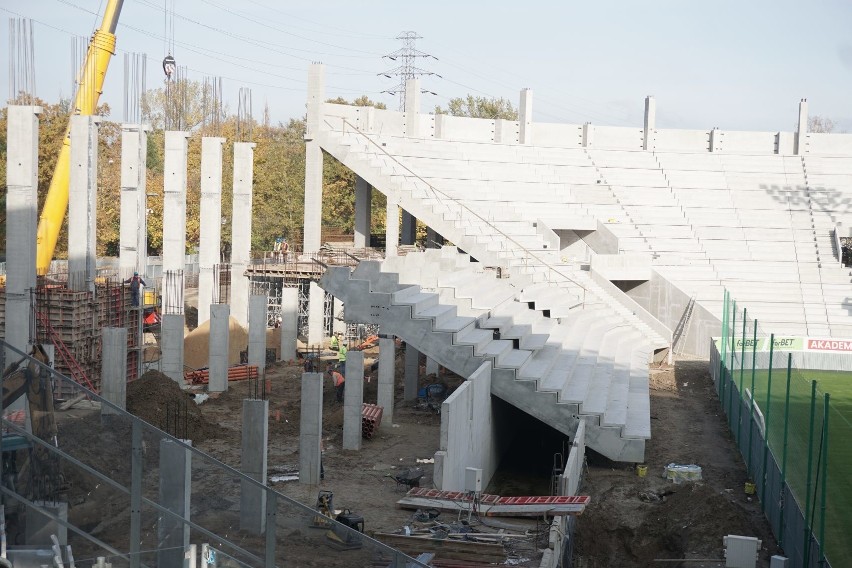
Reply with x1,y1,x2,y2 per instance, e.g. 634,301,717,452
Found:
361,403,384,439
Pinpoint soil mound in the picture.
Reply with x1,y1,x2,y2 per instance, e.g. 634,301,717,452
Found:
127,371,221,442
183,316,248,369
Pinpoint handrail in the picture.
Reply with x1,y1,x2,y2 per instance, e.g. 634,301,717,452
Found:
332,118,591,295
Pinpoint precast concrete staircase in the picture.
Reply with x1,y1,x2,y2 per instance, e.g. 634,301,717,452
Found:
321,247,652,462
317,123,670,352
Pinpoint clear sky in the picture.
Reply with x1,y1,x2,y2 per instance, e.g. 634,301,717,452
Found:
2,0,851,132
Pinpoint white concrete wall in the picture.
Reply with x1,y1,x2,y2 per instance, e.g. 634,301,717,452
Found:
433,362,497,492
533,123,583,147
654,129,711,152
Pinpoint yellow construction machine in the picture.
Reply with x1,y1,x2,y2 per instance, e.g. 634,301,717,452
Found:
35,0,124,275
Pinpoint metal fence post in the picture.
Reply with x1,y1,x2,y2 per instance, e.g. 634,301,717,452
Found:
818,393,829,566
761,333,774,513
779,353,792,547
747,318,757,475
719,290,728,401
728,300,737,419
130,420,142,568
803,380,817,568
736,308,747,443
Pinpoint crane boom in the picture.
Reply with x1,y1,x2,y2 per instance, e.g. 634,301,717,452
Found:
35,0,124,275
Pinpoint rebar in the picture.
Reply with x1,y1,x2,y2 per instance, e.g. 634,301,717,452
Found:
8,18,36,104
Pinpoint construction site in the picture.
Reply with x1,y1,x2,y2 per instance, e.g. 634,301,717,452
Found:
2,2,852,568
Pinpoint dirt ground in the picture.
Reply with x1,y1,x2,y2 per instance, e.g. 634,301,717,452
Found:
574,358,782,567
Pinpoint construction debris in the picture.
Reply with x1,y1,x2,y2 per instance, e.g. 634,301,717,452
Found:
183,364,259,385
398,488,590,517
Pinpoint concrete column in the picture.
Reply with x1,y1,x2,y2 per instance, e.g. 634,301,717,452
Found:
796,98,809,155
163,131,191,313
377,337,395,428
401,210,417,246
404,344,420,401
386,200,400,257
343,351,364,450
119,124,149,279
582,122,595,148
231,142,256,327
643,96,656,151
710,127,723,152
303,63,326,253
434,113,445,139
157,439,191,568
248,294,267,377
299,372,323,484
240,399,269,533
358,105,375,132
404,78,421,134
332,297,345,335
354,176,372,248
5,105,40,354
197,137,226,325
208,304,230,393
425,357,439,377
68,115,99,293
280,288,298,362
161,314,186,386
519,88,533,145
307,281,325,347
101,327,128,415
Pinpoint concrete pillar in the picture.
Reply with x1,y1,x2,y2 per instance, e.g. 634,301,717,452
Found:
377,336,395,428
303,63,326,253
357,104,375,133
434,113,445,139
643,96,656,151
404,344,420,401
343,351,364,450
280,288,298,362
401,210,417,246
582,122,595,148
307,281,325,347
197,137,226,325
101,327,128,415
162,131,191,313
386,200,400,257
4,105,40,354
157,439,191,568
68,115,99,293
299,372,323,485
208,304,230,393
161,314,185,386
796,98,809,155
240,399,269,533
248,294,267,377
519,88,533,145
425,357,439,377
119,124,149,279
404,78,421,134
710,127,723,152
354,176,372,248
332,297,345,335
231,142,256,327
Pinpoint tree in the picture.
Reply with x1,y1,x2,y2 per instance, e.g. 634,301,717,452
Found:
326,96,386,110
434,95,518,120
808,116,835,133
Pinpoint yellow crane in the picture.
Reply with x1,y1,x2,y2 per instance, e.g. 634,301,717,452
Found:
35,0,124,275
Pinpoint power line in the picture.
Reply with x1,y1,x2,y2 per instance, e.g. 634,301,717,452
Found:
239,0,393,40
380,31,439,111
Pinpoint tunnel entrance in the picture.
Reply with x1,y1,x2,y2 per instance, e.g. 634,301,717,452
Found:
486,397,572,496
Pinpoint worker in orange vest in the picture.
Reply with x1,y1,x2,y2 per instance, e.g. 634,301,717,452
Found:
327,368,345,402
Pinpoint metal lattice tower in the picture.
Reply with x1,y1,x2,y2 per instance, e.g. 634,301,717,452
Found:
380,31,439,111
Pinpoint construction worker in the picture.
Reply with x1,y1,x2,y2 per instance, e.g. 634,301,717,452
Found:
330,332,339,351
327,368,345,403
124,271,146,307
337,341,348,375
281,237,290,261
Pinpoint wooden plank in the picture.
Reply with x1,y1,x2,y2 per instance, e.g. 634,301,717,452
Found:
374,533,505,564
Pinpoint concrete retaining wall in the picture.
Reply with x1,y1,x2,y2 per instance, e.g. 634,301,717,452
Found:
433,362,497,492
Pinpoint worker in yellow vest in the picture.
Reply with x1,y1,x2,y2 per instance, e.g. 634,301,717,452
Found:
330,333,339,351
337,342,348,375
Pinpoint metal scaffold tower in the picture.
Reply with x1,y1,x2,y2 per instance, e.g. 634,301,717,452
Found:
380,31,439,111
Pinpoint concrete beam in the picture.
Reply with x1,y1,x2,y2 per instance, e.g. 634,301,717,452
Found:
280,287,298,362
157,439,191,568
161,314,186,386
163,131,191,314
198,137,226,325
4,105,40,353
303,63,325,253
404,344,419,401
386,200,400,257
208,304,230,393
68,115,99,293
519,88,533,145
231,142,256,327
299,373,323,484
354,176,371,248
119,124,149,279
240,399,269,533
377,337,395,428
248,294,267,377
643,96,656,151
101,327,128,415
307,281,325,347
343,351,364,450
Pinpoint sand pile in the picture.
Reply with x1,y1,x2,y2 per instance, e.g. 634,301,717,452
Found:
183,316,248,369
127,370,221,442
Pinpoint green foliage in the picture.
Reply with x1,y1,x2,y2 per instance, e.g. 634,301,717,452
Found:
326,96,387,110
435,95,518,120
